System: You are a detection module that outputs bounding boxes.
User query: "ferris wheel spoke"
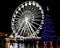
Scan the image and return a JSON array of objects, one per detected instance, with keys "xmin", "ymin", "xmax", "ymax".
[
  {"xmin": 31, "ymin": 8, "xmax": 36, "ymax": 15},
  {"xmin": 18, "ymin": 28, "xmax": 21, "ymax": 32},
  {"xmin": 30, "ymin": 7, "xmax": 35, "ymax": 13},
  {"xmin": 24, "ymin": 26, "xmax": 26, "ymax": 33},
  {"xmin": 15, "ymin": 26, "xmax": 22, "ymax": 35},
  {"xmin": 18, "ymin": 12, "xmax": 24, "ymax": 18},
  {"xmin": 15, "ymin": 18, "xmax": 22, "ymax": 21},
  {"xmin": 28, "ymin": 6, "xmax": 32, "ymax": 11},
  {"xmin": 31, "ymin": 21, "xmax": 39, "ymax": 25},
  {"xmin": 27, "ymin": 23, "xmax": 33, "ymax": 34},
  {"xmin": 17, "ymin": 25, "xmax": 22, "ymax": 34},
  {"xmin": 32, "ymin": 18, "xmax": 40, "ymax": 21},
  {"xmin": 15, "ymin": 18, "xmax": 20, "ymax": 20},
  {"xmin": 33, "ymin": 10, "xmax": 38, "ymax": 15},
  {"xmin": 34, "ymin": 15, "xmax": 41, "ymax": 18},
  {"xmin": 15, "ymin": 14, "xmax": 23, "ymax": 19},
  {"xmin": 33, "ymin": 10, "xmax": 40, "ymax": 16},
  {"xmin": 27, "ymin": 24, "xmax": 32, "ymax": 35},
  {"xmin": 28, "ymin": 22, "xmax": 34, "ymax": 33},
  {"xmin": 19, "ymin": 20, "xmax": 25, "ymax": 27},
  {"xmin": 16, "ymin": 20, "xmax": 25, "ymax": 34},
  {"xmin": 16, "ymin": 21, "xmax": 24, "ymax": 35},
  {"xmin": 20, "ymin": 25, "xmax": 26, "ymax": 35},
  {"xmin": 14, "ymin": 19, "xmax": 24, "ymax": 26},
  {"xmin": 17, "ymin": 28, "xmax": 21, "ymax": 34},
  {"xmin": 29, "ymin": 22, "xmax": 37, "ymax": 30},
  {"xmin": 19, "ymin": 9, "xmax": 23, "ymax": 14},
  {"xmin": 17, "ymin": 7, "xmax": 24, "ymax": 17}
]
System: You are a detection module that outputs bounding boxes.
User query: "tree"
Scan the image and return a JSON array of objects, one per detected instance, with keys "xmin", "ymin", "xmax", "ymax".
[{"xmin": 42, "ymin": 11, "xmax": 56, "ymax": 42}]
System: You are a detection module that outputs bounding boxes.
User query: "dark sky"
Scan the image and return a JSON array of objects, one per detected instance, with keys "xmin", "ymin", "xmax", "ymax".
[{"xmin": 0, "ymin": 0, "xmax": 59, "ymax": 36}]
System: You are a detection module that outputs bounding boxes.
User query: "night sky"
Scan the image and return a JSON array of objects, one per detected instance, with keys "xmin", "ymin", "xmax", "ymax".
[{"xmin": 0, "ymin": 0, "xmax": 59, "ymax": 36}]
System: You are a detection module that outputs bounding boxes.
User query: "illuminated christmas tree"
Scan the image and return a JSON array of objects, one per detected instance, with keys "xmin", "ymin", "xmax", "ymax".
[{"xmin": 42, "ymin": 10, "xmax": 56, "ymax": 42}]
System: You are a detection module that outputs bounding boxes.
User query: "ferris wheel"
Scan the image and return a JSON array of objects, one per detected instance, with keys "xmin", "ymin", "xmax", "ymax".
[{"xmin": 11, "ymin": 1, "xmax": 45, "ymax": 37}]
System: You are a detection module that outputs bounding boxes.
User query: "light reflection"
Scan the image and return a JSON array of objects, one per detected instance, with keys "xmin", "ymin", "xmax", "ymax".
[
  {"xmin": 13, "ymin": 43, "xmax": 18, "ymax": 48},
  {"xmin": 11, "ymin": 43, "xmax": 36, "ymax": 48}
]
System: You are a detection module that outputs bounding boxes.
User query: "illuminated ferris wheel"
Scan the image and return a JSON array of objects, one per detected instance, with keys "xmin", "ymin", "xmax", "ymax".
[{"xmin": 11, "ymin": 1, "xmax": 44, "ymax": 37}]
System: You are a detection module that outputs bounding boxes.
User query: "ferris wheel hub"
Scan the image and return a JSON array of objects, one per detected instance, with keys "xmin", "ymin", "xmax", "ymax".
[{"xmin": 25, "ymin": 17, "xmax": 29, "ymax": 24}]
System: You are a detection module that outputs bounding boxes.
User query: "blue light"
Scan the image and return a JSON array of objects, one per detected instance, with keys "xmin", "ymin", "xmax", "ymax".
[{"xmin": 42, "ymin": 11, "xmax": 56, "ymax": 42}]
